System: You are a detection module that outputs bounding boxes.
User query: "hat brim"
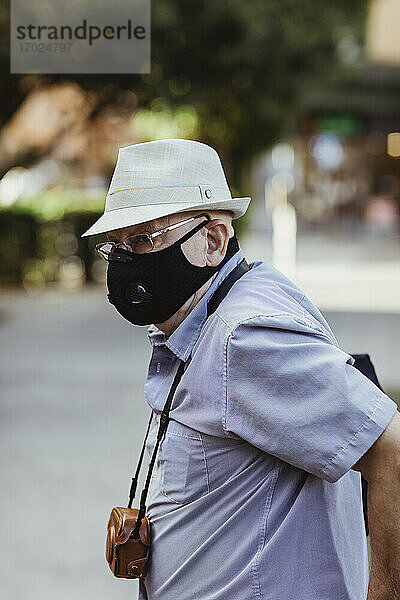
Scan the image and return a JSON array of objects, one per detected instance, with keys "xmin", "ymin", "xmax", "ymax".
[{"xmin": 81, "ymin": 197, "xmax": 251, "ymax": 237}]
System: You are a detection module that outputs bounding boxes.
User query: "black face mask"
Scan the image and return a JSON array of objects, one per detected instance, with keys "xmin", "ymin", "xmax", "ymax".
[{"xmin": 106, "ymin": 220, "xmax": 239, "ymax": 326}]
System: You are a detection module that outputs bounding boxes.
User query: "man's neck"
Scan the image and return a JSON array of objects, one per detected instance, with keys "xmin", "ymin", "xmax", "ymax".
[{"xmin": 154, "ymin": 273, "xmax": 218, "ymax": 339}]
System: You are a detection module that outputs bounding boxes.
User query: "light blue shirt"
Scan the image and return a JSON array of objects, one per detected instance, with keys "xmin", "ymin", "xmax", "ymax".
[{"xmin": 138, "ymin": 247, "xmax": 397, "ymax": 600}]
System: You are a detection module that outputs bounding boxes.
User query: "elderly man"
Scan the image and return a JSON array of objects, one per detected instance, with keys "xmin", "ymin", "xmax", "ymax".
[{"xmin": 82, "ymin": 139, "xmax": 400, "ymax": 600}]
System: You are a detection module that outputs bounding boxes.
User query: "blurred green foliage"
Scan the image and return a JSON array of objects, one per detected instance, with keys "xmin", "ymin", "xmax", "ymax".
[
  {"xmin": 5, "ymin": 188, "xmax": 105, "ymax": 221},
  {"xmin": 0, "ymin": 191, "xmax": 106, "ymax": 288}
]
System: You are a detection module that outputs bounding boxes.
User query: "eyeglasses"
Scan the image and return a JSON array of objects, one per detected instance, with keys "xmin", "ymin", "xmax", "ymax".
[{"xmin": 95, "ymin": 213, "xmax": 210, "ymax": 261}]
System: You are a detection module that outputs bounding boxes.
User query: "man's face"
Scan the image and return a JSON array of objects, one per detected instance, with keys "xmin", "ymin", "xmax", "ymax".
[
  {"xmin": 106, "ymin": 212, "xmax": 210, "ymax": 267},
  {"xmin": 103, "ymin": 210, "xmax": 233, "ymax": 332}
]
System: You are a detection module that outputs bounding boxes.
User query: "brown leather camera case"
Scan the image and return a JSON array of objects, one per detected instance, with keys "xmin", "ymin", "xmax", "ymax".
[{"xmin": 106, "ymin": 507, "xmax": 150, "ymax": 579}]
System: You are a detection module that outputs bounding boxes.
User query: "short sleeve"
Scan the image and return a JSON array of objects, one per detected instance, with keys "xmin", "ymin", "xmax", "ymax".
[{"xmin": 224, "ymin": 313, "xmax": 398, "ymax": 483}]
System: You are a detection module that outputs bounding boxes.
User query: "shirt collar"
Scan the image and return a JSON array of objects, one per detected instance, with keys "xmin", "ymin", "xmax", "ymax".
[{"xmin": 147, "ymin": 248, "xmax": 245, "ymax": 361}]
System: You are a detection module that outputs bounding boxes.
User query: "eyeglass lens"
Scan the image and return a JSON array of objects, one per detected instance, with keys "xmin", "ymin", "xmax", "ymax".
[{"xmin": 96, "ymin": 234, "xmax": 153, "ymax": 259}]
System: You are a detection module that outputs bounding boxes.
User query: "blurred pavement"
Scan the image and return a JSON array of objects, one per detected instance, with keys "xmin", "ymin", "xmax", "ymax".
[{"xmin": 0, "ymin": 289, "xmax": 149, "ymax": 600}]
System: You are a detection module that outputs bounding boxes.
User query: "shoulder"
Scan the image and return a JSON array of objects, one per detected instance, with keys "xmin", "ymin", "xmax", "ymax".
[{"xmin": 213, "ymin": 260, "xmax": 336, "ymax": 343}]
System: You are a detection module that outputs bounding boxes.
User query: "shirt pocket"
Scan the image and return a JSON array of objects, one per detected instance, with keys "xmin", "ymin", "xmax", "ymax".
[{"xmin": 158, "ymin": 419, "xmax": 209, "ymax": 505}]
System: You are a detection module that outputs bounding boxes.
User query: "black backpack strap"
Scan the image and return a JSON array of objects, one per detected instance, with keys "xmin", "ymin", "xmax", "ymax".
[
  {"xmin": 351, "ymin": 354, "xmax": 383, "ymax": 391},
  {"xmin": 207, "ymin": 258, "xmax": 250, "ymax": 318},
  {"xmin": 350, "ymin": 353, "xmax": 384, "ymax": 536}
]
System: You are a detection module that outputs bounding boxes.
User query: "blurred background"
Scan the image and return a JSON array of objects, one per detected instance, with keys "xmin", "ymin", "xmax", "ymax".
[{"xmin": 0, "ymin": 1, "xmax": 399, "ymax": 598}]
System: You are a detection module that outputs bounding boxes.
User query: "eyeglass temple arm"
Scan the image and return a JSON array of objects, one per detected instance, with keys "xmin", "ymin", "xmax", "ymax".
[{"xmin": 151, "ymin": 213, "xmax": 210, "ymax": 240}]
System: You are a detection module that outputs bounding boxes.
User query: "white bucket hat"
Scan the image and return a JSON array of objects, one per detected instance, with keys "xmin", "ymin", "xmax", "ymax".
[{"xmin": 81, "ymin": 138, "xmax": 251, "ymax": 237}]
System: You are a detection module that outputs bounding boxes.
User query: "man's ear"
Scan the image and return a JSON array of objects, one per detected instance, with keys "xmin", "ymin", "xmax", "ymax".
[{"xmin": 204, "ymin": 221, "xmax": 231, "ymax": 267}]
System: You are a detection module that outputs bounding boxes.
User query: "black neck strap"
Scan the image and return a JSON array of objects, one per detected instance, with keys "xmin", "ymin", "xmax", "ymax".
[
  {"xmin": 129, "ymin": 257, "xmax": 250, "ymax": 537},
  {"xmin": 207, "ymin": 257, "xmax": 249, "ymax": 317}
]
